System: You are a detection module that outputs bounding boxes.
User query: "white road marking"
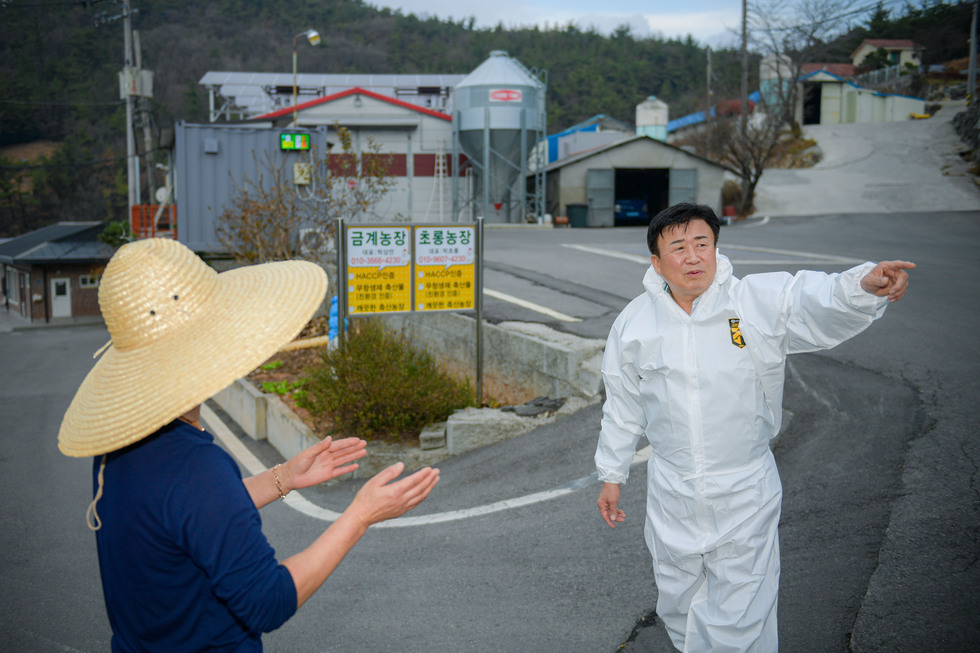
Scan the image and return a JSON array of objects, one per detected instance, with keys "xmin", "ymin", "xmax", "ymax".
[
  {"xmin": 563, "ymin": 244, "xmax": 651, "ymax": 265},
  {"xmin": 202, "ymin": 404, "xmax": 651, "ymax": 528},
  {"xmin": 484, "ymin": 288, "xmax": 582, "ymax": 322},
  {"xmin": 563, "ymin": 243, "xmax": 864, "ymax": 266},
  {"xmin": 486, "ymin": 241, "xmax": 859, "ymax": 324},
  {"xmin": 720, "ymin": 243, "xmax": 865, "ymax": 265},
  {"xmin": 202, "ymin": 405, "xmax": 273, "ymax": 476}
]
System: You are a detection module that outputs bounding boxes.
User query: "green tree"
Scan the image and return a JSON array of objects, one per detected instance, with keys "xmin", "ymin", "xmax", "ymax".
[
  {"xmin": 98, "ymin": 220, "xmax": 133, "ymax": 247},
  {"xmin": 865, "ymin": 2, "xmax": 891, "ymax": 36},
  {"xmin": 860, "ymin": 47, "xmax": 893, "ymax": 70}
]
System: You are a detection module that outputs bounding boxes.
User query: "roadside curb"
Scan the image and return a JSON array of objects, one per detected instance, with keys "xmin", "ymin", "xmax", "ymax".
[{"xmin": 212, "ymin": 319, "xmax": 607, "ymax": 474}]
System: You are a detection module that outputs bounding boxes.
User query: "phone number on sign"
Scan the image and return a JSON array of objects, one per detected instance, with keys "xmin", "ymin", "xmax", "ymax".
[
  {"xmin": 350, "ymin": 256, "xmax": 406, "ymax": 266},
  {"xmin": 417, "ymin": 255, "xmax": 470, "ymax": 265}
]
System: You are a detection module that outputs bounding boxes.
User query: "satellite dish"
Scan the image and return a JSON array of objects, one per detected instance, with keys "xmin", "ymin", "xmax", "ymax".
[{"xmin": 155, "ymin": 187, "xmax": 168, "ymax": 204}]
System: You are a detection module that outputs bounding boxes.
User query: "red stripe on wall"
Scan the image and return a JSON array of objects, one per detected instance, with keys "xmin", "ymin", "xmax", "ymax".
[
  {"xmin": 414, "ymin": 154, "xmax": 469, "ymax": 177},
  {"xmin": 328, "ymin": 153, "xmax": 469, "ymax": 177}
]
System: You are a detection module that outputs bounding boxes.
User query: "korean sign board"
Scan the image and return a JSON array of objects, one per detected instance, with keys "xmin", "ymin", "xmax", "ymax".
[{"xmin": 345, "ymin": 224, "xmax": 476, "ymax": 315}]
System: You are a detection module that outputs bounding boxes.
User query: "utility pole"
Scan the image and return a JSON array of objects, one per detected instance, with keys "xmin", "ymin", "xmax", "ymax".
[
  {"xmin": 133, "ymin": 30, "xmax": 156, "ymax": 209},
  {"xmin": 740, "ymin": 0, "xmax": 749, "ymax": 133},
  {"xmin": 706, "ymin": 46, "xmax": 713, "ymax": 124},
  {"xmin": 122, "ymin": 0, "xmax": 138, "ymax": 217},
  {"xmin": 969, "ymin": 0, "xmax": 978, "ymax": 107}
]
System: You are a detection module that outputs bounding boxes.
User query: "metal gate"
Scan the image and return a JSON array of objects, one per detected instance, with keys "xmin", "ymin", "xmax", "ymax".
[
  {"xmin": 668, "ymin": 168, "xmax": 697, "ymax": 206},
  {"xmin": 586, "ymin": 169, "xmax": 615, "ymax": 227}
]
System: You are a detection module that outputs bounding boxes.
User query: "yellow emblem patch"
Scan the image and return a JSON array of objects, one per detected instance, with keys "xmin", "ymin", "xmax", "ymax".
[{"xmin": 729, "ymin": 318, "xmax": 746, "ymax": 349}]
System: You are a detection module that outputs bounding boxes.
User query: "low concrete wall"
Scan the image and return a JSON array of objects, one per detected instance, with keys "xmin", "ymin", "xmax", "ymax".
[
  {"xmin": 210, "ymin": 317, "xmax": 606, "ymax": 472},
  {"xmin": 265, "ymin": 395, "xmax": 321, "ymax": 461},
  {"xmin": 212, "ymin": 382, "xmax": 597, "ymax": 473},
  {"xmin": 212, "ymin": 379, "xmax": 319, "ymax": 461},
  {"xmin": 953, "ymin": 102, "xmax": 980, "ymax": 165},
  {"xmin": 213, "ymin": 379, "xmax": 268, "ymax": 439},
  {"xmin": 385, "ymin": 312, "xmax": 605, "ymax": 402}
]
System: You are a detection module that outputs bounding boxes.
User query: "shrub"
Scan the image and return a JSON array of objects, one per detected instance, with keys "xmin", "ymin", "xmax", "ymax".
[
  {"xmin": 721, "ymin": 179, "xmax": 742, "ymax": 208},
  {"xmin": 298, "ymin": 319, "xmax": 475, "ymax": 442},
  {"xmin": 260, "ymin": 379, "xmax": 305, "ymax": 396}
]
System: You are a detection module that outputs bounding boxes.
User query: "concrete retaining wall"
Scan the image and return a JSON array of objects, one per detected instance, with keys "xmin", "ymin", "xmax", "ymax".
[
  {"xmin": 212, "ymin": 380, "xmax": 320, "ymax": 461},
  {"xmin": 385, "ymin": 312, "xmax": 605, "ymax": 402},
  {"xmin": 210, "ymin": 318, "xmax": 606, "ymax": 471},
  {"xmin": 953, "ymin": 102, "xmax": 980, "ymax": 165}
]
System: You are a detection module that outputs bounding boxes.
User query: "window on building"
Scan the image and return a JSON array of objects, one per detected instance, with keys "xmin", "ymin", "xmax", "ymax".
[{"xmin": 79, "ymin": 276, "xmax": 100, "ymax": 289}]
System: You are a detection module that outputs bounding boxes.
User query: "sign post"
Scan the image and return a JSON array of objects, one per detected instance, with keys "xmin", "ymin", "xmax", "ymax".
[{"xmin": 336, "ymin": 221, "xmax": 484, "ymax": 403}]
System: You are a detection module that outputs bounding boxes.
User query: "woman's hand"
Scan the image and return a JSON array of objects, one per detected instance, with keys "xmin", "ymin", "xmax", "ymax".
[
  {"xmin": 347, "ymin": 462, "xmax": 440, "ymax": 529},
  {"xmin": 283, "ymin": 437, "xmax": 368, "ymax": 493},
  {"xmin": 283, "ymin": 462, "xmax": 440, "ymax": 608}
]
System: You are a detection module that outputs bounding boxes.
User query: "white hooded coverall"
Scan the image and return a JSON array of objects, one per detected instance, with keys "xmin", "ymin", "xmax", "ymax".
[{"xmin": 595, "ymin": 252, "xmax": 888, "ymax": 652}]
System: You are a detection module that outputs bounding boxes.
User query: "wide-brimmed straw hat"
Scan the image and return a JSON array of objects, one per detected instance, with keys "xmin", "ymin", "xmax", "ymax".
[{"xmin": 58, "ymin": 238, "xmax": 327, "ymax": 458}]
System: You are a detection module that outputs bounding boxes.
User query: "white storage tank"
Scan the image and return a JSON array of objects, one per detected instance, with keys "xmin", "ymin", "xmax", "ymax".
[
  {"xmin": 635, "ymin": 96, "xmax": 669, "ymax": 141},
  {"xmin": 454, "ymin": 51, "xmax": 546, "ymax": 223}
]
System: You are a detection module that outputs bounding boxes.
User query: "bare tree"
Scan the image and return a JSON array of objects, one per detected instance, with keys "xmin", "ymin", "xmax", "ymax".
[
  {"xmin": 689, "ymin": 0, "xmax": 860, "ymax": 215},
  {"xmin": 216, "ymin": 125, "xmax": 396, "ymax": 288}
]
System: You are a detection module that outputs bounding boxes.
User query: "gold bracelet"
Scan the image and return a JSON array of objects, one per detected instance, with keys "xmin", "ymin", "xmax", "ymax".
[{"xmin": 273, "ymin": 464, "xmax": 287, "ymax": 502}]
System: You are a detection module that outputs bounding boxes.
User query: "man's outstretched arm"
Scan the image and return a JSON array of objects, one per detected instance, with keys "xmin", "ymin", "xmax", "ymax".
[{"xmin": 860, "ymin": 260, "xmax": 916, "ymax": 303}]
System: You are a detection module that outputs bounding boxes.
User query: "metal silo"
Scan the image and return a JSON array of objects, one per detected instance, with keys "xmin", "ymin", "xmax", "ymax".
[{"xmin": 453, "ymin": 51, "xmax": 546, "ymax": 224}]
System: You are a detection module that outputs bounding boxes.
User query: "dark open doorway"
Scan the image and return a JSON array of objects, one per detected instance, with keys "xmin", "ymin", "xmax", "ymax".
[
  {"xmin": 803, "ymin": 82, "xmax": 822, "ymax": 125},
  {"xmin": 614, "ymin": 168, "xmax": 669, "ymax": 226}
]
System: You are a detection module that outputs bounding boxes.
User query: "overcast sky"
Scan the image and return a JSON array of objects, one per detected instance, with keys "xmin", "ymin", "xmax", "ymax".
[
  {"xmin": 368, "ymin": 0, "xmax": 906, "ymax": 48},
  {"xmin": 369, "ymin": 0, "xmax": 746, "ymax": 47}
]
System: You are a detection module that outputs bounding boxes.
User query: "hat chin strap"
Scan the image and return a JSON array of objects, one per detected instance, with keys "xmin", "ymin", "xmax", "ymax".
[
  {"xmin": 92, "ymin": 340, "xmax": 112, "ymax": 359},
  {"xmin": 87, "ymin": 455, "xmax": 107, "ymax": 531}
]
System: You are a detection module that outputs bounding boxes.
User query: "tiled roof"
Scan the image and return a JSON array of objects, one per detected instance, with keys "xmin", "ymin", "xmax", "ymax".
[
  {"xmin": 801, "ymin": 63, "xmax": 856, "ymax": 77},
  {"xmin": 0, "ymin": 222, "xmax": 115, "ymax": 264}
]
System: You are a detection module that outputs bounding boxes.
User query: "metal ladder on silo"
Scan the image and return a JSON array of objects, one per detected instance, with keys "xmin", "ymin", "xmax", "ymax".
[{"xmin": 424, "ymin": 140, "xmax": 447, "ymax": 222}]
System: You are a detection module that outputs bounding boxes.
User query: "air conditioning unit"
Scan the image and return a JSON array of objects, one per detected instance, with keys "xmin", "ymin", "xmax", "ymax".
[{"xmin": 298, "ymin": 227, "xmax": 332, "ymax": 260}]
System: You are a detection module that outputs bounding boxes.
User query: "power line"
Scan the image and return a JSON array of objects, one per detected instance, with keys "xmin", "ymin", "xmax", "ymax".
[
  {"xmin": 0, "ymin": 99, "xmax": 124, "ymax": 107},
  {"xmin": 747, "ymin": 0, "xmax": 911, "ymax": 33},
  {"xmin": 0, "ymin": 0, "xmax": 112, "ymax": 9},
  {"xmin": 0, "ymin": 146, "xmax": 165, "ymax": 171}
]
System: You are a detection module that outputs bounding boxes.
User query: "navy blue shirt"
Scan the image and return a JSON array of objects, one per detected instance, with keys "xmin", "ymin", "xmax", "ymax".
[{"xmin": 93, "ymin": 421, "xmax": 297, "ymax": 652}]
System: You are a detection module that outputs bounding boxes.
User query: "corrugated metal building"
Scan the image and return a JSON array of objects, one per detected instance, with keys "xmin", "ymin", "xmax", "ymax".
[
  {"xmin": 177, "ymin": 86, "xmax": 464, "ymax": 252},
  {"xmin": 544, "ymin": 136, "xmax": 731, "ymax": 227}
]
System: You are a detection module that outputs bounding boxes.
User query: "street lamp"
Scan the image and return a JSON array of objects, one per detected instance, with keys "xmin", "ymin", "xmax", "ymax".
[{"xmin": 292, "ymin": 28, "xmax": 321, "ymax": 127}]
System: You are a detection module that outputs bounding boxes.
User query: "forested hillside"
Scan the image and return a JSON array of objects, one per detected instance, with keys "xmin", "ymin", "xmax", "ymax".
[{"xmin": 0, "ymin": 0, "xmax": 973, "ymax": 235}]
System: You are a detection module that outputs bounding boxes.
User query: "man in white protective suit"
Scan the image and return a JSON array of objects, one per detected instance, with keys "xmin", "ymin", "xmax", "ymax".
[{"xmin": 594, "ymin": 202, "xmax": 914, "ymax": 652}]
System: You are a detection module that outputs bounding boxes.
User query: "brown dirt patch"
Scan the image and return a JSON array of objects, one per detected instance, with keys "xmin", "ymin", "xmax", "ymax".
[{"xmin": 1, "ymin": 141, "xmax": 60, "ymax": 163}]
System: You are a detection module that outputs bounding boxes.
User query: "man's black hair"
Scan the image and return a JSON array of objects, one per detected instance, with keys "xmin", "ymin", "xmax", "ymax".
[{"xmin": 647, "ymin": 202, "xmax": 721, "ymax": 256}]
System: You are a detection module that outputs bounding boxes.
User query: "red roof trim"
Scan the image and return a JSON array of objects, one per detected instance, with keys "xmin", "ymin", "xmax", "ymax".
[
  {"xmin": 801, "ymin": 62, "xmax": 856, "ymax": 77},
  {"xmin": 253, "ymin": 86, "xmax": 452, "ymax": 122}
]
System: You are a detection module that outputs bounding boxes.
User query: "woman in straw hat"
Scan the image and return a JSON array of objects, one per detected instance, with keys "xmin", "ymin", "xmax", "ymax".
[{"xmin": 58, "ymin": 238, "xmax": 439, "ymax": 652}]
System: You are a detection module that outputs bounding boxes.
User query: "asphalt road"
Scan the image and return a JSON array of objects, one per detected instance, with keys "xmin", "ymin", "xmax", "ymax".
[
  {"xmin": 3, "ymin": 209, "xmax": 978, "ymax": 651},
  {"xmin": 3, "ymin": 103, "xmax": 978, "ymax": 651}
]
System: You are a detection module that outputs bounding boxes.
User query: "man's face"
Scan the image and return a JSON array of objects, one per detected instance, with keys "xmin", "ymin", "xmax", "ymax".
[{"xmin": 650, "ymin": 219, "xmax": 717, "ymax": 311}]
